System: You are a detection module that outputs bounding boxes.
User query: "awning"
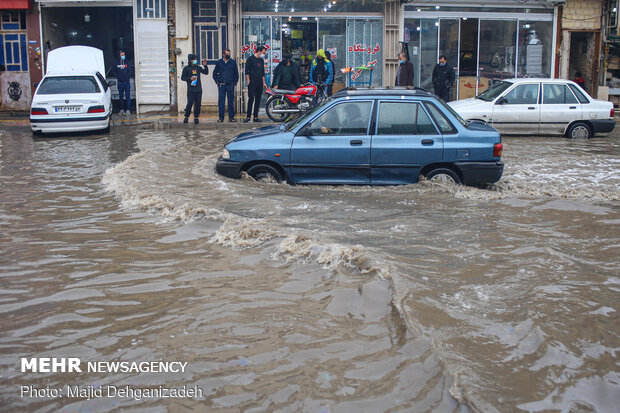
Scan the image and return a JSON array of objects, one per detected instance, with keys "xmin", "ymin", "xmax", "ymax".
[{"xmin": 0, "ymin": 0, "xmax": 30, "ymax": 9}]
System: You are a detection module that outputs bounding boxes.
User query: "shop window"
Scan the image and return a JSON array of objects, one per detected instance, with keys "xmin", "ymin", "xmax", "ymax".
[
  {"xmin": 517, "ymin": 21, "xmax": 552, "ymax": 77},
  {"xmin": 137, "ymin": 0, "xmax": 167, "ymax": 19}
]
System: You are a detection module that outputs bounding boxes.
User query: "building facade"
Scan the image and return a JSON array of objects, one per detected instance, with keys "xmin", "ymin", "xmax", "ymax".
[{"xmin": 0, "ymin": 1, "xmax": 43, "ymax": 110}]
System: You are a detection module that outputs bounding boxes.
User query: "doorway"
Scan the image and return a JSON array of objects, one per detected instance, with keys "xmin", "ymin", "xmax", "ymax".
[{"xmin": 281, "ymin": 18, "xmax": 317, "ymax": 82}]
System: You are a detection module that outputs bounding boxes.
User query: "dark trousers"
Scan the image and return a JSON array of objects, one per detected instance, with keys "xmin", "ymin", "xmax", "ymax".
[
  {"xmin": 246, "ymin": 80, "xmax": 263, "ymax": 119},
  {"xmin": 434, "ymin": 87, "xmax": 451, "ymax": 102},
  {"xmin": 185, "ymin": 91, "xmax": 202, "ymax": 118},
  {"xmin": 118, "ymin": 81, "xmax": 131, "ymax": 111},
  {"xmin": 218, "ymin": 84, "xmax": 235, "ymax": 120}
]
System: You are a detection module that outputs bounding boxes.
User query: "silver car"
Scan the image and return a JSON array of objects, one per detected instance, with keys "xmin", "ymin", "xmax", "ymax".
[{"xmin": 449, "ymin": 78, "xmax": 615, "ymax": 139}]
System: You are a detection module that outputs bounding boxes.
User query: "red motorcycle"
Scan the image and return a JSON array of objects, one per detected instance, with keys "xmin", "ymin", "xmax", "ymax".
[{"xmin": 265, "ymin": 83, "xmax": 328, "ymax": 122}]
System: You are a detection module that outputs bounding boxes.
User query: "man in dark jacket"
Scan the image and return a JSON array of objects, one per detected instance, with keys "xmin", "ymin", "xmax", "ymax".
[
  {"xmin": 432, "ymin": 55, "xmax": 456, "ymax": 102},
  {"xmin": 213, "ymin": 48, "xmax": 239, "ymax": 122},
  {"xmin": 271, "ymin": 54, "xmax": 300, "ymax": 91},
  {"xmin": 244, "ymin": 45, "xmax": 266, "ymax": 123},
  {"xmin": 111, "ymin": 50, "xmax": 134, "ymax": 115},
  {"xmin": 181, "ymin": 53, "xmax": 209, "ymax": 124},
  {"xmin": 395, "ymin": 52, "xmax": 414, "ymax": 87}
]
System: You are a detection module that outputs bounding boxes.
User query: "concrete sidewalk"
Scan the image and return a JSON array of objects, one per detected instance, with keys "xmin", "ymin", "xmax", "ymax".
[{"xmin": 0, "ymin": 110, "xmax": 279, "ymax": 131}]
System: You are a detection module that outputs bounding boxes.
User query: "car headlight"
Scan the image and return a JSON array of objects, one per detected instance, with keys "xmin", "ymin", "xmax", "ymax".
[{"xmin": 222, "ymin": 148, "xmax": 230, "ymax": 160}]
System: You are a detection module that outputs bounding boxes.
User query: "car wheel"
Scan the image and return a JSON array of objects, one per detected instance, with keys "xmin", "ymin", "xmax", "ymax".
[
  {"xmin": 567, "ymin": 122, "xmax": 591, "ymax": 139},
  {"xmin": 265, "ymin": 97, "xmax": 291, "ymax": 122},
  {"xmin": 424, "ymin": 168, "xmax": 461, "ymax": 185},
  {"xmin": 246, "ymin": 164, "xmax": 283, "ymax": 183},
  {"xmin": 32, "ymin": 130, "xmax": 43, "ymax": 137}
]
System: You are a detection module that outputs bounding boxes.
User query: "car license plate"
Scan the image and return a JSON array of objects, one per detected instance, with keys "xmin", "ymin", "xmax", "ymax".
[{"xmin": 54, "ymin": 106, "xmax": 81, "ymax": 113}]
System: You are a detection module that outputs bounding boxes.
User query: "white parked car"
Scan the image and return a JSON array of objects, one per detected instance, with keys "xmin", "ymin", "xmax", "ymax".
[
  {"xmin": 30, "ymin": 46, "xmax": 112, "ymax": 135},
  {"xmin": 449, "ymin": 78, "xmax": 615, "ymax": 139}
]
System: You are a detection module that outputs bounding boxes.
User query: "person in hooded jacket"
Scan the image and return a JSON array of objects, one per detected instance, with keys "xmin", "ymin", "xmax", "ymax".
[
  {"xmin": 181, "ymin": 53, "xmax": 209, "ymax": 124},
  {"xmin": 310, "ymin": 49, "xmax": 333, "ymax": 96}
]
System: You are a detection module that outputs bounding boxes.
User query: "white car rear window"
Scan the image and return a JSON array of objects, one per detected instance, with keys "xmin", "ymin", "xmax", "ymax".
[{"xmin": 37, "ymin": 76, "xmax": 101, "ymax": 95}]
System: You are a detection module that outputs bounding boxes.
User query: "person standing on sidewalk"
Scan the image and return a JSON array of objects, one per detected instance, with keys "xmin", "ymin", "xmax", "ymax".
[
  {"xmin": 244, "ymin": 45, "xmax": 266, "ymax": 123},
  {"xmin": 432, "ymin": 55, "xmax": 455, "ymax": 102},
  {"xmin": 309, "ymin": 49, "xmax": 333, "ymax": 97},
  {"xmin": 213, "ymin": 48, "xmax": 239, "ymax": 122},
  {"xmin": 112, "ymin": 50, "xmax": 134, "ymax": 115},
  {"xmin": 395, "ymin": 52, "xmax": 414, "ymax": 87},
  {"xmin": 181, "ymin": 54, "xmax": 209, "ymax": 124}
]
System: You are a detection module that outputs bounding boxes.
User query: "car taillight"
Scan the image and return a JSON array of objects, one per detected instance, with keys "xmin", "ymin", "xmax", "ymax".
[
  {"xmin": 87, "ymin": 105, "xmax": 105, "ymax": 113},
  {"xmin": 611, "ymin": 108, "xmax": 615, "ymax": 118},
  {"xmin": 493, "ymin": 143, "xmax": 503, "ymax": 158},
  {"xmin": 31, "ymin": 107, "xmax": 48, "ymax": 115}
]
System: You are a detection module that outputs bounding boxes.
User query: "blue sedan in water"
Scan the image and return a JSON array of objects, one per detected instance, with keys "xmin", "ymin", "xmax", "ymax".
[{"xmin": 216, "ymin": 88, "xmax": 504, "ymax": 187}]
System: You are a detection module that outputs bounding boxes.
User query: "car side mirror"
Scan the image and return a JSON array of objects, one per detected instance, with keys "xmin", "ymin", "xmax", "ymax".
[
  {"xmin": 496, "ymin": 98, "xmax": 507, "ymax": 105},
  {"xmin": 298, "ymin": 124, "xmax": 313, "ymax": 136},
  {"xmin": 107, "ymin": 80, "xmax": 117, "ymax": 86}
]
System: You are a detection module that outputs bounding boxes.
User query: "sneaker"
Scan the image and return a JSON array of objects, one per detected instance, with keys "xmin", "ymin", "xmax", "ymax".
[
  {"xmin": 217, "ymin": 118, "xmax": 224, "ymax": 123},
  {"xmin": 194, "ymin": 118, "xmax": 199, "ymax": 124},
  {"xmin": 253, "ymin": 118, "xmax": 262, "ymax": 123},
  {"xmin": 228, "ymin": 118, "xmax": 237, "ymax": 122},
  {"xmin": 126, "ymin": 110, "xmax": 131, "ymax": 116},
  {"xmin": 183, "ymin": 117, "xmax": 189, "ymax": 124},
  {"xmin": 243, "ymin": 118, "xmax": 250, "ymax": 123},
  {"xmin": 119, "ymin": 110, "xmax": 125, "ymax": 115}
]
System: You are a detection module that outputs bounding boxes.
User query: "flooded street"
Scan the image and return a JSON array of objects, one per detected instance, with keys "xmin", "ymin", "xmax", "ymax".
[{"xmin": 0, "ymin": 124, "xmax": 618, "ymax": 412}]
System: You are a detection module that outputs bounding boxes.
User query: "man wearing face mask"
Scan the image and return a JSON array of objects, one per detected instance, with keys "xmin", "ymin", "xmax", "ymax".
[
  {"xmin": 309, "ymin": 49, "xmax": 333, "ymax": 96},
  {"xmin": 395, "ymin": 52, "xmax": 414, "ymax": 87},
  {"xmin": 244, "ymin": 45, "xmax": 267, "ymax": 123},
  {"xmin": 271, "ymin": 54, "xmax": 300, "ymax": 91},
  {"xmin": 181, "ymin": 53, "xmax": 209, "ymax": 124},
  {"xmin": 432, "ymin": 55, "xmax": 455, "ymax": 102},
  {"xmin": 213, "ymin": 48, "xmax": 239, "ymax": 122},
  {"xmin": 111, "ymin": 50, "xmax": 134, "ymax": 115}
]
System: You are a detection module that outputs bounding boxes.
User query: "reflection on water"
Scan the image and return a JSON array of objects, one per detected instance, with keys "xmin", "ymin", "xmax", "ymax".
[{"xmin": 1, "ymin": 126, "xmax": 619, "ymax": 412}]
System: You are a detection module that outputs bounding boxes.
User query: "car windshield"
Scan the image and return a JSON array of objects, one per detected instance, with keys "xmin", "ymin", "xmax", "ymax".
[
  {"xmin": 435, "ymin": 98, "xmax": 468, "ymax": 127},
  {"xmin": 37, "ymin": 76, "xmax": 101, "ymax": 95},
  {"xmin": 284, "ymin": 98, "xmax": 332, "ymax": 131},
  {"xmin": 476, "ymin": 81, "xmax": 511, "ymax": 102}
]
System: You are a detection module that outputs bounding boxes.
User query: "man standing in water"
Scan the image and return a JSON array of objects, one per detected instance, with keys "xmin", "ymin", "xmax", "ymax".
[
  {"xmin": 181, "ymin": 53, "xmax": 209, "ymax": 124},
  {"xmin": 432, "ymin": 55, "xmax": 455, "ymax": 102},
  {"xmin": 244, "ymin": 45, "xmax": 266, "ymax": 123}
]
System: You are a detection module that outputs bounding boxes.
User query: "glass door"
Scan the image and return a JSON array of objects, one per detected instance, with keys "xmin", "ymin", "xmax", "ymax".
[
  {"xmin": 458, "ymin": 18, "xmax": 478, "ymax": 99},
  {"xmin": 439, "ymin": 19, "xmax": 460, "ymax": 100},
  {"xmin": 478, "ymin": 20, "xmax": 518, "ymax": 95}
]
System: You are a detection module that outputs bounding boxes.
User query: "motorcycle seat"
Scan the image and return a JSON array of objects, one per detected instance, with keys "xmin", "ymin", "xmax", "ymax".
[{"xmin": 274, "ymin": 89, "xmax": 298, "ymax": 95}]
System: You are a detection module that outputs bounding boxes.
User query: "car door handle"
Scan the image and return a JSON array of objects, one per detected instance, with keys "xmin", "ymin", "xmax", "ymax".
[
  {"xmin": 350, "ymin": 140, "xmax": 363, "ymax": 145},
  {"xmin": 528, "ymin": 107, "xmax": 536, "ymax": 110},
  {"xmin": 569, "ymin": 106, "xmax": 577, "ymax": 109},
  {"xmin": 421, "ymin": 139, "xmax": 434, "ymax": 145}
]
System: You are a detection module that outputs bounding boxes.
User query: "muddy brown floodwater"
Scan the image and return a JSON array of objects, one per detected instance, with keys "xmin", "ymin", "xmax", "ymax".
[{"xmin": 0, "ymin": 125, "xmax": 618, "ymax": 412}]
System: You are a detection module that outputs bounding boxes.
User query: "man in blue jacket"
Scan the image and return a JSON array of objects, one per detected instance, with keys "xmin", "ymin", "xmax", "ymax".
[
  {"xmin": 309, "ymin": 49, "xmax": 333, "ymax": 97},
  {"xmin": 213, "ymin": 48, "xmax": 239, "ymax": 122},
  {"xmin": 111, "ymin": 50, "xmax": 134, "ymax": 115}
]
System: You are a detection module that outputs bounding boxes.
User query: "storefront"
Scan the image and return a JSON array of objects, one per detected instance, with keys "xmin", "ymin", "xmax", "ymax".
[
  {"xmin": 241, "ymin": 0, "xmax": 385, "ymax": 92},
  {"xmin": 38, "ymin": 0, "xmax": 170, "ymax": 113},
  {"xmin": 404, "ymin": 1, "xmax": 557, "ymax": 100}
]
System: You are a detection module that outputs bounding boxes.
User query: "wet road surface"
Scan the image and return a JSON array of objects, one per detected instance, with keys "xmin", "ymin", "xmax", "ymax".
[{"xmin": 0, "ymin": 124, "xmax": 618, "ymax": 412}]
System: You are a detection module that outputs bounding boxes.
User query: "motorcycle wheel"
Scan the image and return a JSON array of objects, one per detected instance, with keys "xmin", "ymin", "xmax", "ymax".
[{"xmin": 266, "ymin": 97, "xmax": 292, "ymax": 122}]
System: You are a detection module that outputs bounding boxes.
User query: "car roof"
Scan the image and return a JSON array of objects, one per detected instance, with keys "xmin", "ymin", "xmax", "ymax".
[
  {"xmin": 333, "ymin": 87, "xmax": 435, "ymax": 98},
  {"xmin": 505, "ymin": 78, "xmax": 576, "ymax": 84},
  {"xmin": 44, "ymin": 71, "xmax": 99, "ymax": 77}
]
